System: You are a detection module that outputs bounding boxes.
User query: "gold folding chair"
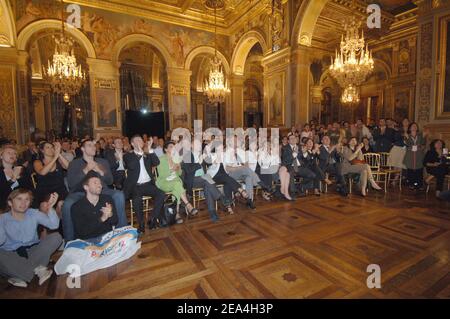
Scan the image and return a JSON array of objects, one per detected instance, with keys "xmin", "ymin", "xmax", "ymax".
[
  {"xmin": 129, "ymin": 196, "xmax": 153, "ymax": 227},
  {"xmin": 379, "ymin": 152, "xmax": 402, "ymax": 191},
  {"xmin": 192, "ymin": 187, "xmax": 219, "ymax": 211},
  {"xmin": 363, "ymin": 153, "xmax": 388, "ymax": 192},
  {"xmin": 31, "ymin": 172, "xmax": 37, "ymax": 189}
]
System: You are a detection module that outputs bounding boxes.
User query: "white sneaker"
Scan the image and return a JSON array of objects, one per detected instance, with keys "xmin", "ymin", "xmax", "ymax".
[
  {"xmin": 34, "ymin": 266, "xmax": 53, "ymax": 285},
  {"xmin": 8, "ymin": 277, "xmax": 28, "ymax": 288}
]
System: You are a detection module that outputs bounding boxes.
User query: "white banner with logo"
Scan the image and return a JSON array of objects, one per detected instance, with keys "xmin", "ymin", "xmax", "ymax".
[{"xmin": 55, "ymin": 226, "xmax": 141, "ymax": 276}]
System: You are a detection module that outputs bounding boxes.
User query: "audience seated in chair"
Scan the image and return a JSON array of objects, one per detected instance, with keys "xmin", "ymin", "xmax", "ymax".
[
  {"xmin": 318, "ymin": 136, "xmax": 348, "ymax": 196},
  {"xmin": 180, "ymin": 140, "xmax": 223, "ymax": 222},
  {"xmin": 203, "ymin": 138, "xmax": 244, "ymax": 215},
  {"xmin": 0, "ymin": 144, "xmax": 33, "ymax": 212},
  {"xmin": 104, "ymin": 137, "xmax": 126, "ymax": 190},
  {"xmin": 423, "ymin": 139, "xmax": 449, "ymax": 198},
  {"xmin": 33, "ymin": 141, "xmax": 69, "ymax": 213},
  {"xmin": 71, "ymin": 173, "xmax": 118, "ymax": 242},
  {"xmin": 223, "ymin": 136, "xmax": 272, "ymax": 209},
  {"xmin": 342, "ymin": 137, "xmax": 382, "ymax": 197},
  {"xmin": 280, "ymin": 134, "xmax": 317, "ymax": 197},
  {"xmin": 123, "ymin": 135, "xmax": 165, "ymax": 235},
  {"xmin": 247, "ymin": 141, "xmax": 278, "ymax": 201},
  {"xmin": 0, "ymin": 189, "xmax": 62, "ymax": 288},
  {"xmin": 61, "ymin": 139, "xmax": 126, "ymax": 241},
  {"xmin": 156, "ymin": 141, "xmax": 198, "ymax": 221},
  {"xmin": 300, "ymin": 138, "xmax": 326, "ymax": 196}
]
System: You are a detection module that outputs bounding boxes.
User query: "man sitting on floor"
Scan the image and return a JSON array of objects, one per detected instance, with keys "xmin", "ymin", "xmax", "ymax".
[
  {"xmin": 71, "ymin": 172, "xmax": 118, "ymax": 242},
  {"xmin": 0, "ymin": 189, "xmax": 62, "ymax": 288}
]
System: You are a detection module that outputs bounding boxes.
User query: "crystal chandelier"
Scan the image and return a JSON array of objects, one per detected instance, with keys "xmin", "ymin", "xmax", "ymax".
[
  {"xmin": 204, "ymin": 1, "xmax": 230, "ymax": 103},
  {"xmin": 44, "ymin": 0, "xmax": 86, "ymax": 102},
  {"xmin": 329, "ymin": 14, "xmax": 374, "ymax": 99},
  {"xmin": 341, "ymin": 85, "xmax": 360, "ymax": 104}
]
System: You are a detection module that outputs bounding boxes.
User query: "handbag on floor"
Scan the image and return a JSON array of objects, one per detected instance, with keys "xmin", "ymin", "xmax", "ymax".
[{"xmin": 159, "ymin": 194, "xmax": 177, "ymax": 226}]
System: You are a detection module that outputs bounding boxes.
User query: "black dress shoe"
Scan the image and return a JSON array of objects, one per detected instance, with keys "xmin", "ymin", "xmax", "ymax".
[
  {"xmin": 148, "ymin": 219, "xmax": 160, "ymax": 230},
  {"xmin": 138, "ymin": 225, "xmax": 146, "ymax": 235},
  {"xmin": 247, "ymin": 199, "xmax": 256, "ymax": 209},
  {"xmin": 297, "ymin": 191, "xmax": 307, "ymax": 198},
  {"xmin": 258, "ymin": 182, "xmax": 273, "ymax": 194}
]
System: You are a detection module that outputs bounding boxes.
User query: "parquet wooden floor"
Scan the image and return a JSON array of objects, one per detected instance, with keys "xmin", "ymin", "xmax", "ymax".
[{"xmin": 1, "ymin": 189, "xmax": 449, "ymax": 299}]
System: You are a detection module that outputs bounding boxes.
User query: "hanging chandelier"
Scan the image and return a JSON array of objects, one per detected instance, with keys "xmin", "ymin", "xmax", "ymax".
[
  {"xmin": 341, "ymin": 85, "xmax": 360, "ymax": 104},
  {"xmin": 204, "ymin": 1, "xmax": 230, "ymax": 103},
  {"xmin": 329, "ymin": 13, "xmax": 374, "ymax": 101},
  {"xmin": 44, "ymin": 0, "xmax": 86, "ymax": 102}
]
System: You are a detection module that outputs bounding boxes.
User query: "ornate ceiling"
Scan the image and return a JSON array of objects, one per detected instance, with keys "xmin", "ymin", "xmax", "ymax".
[
  {"xmin": 363, "ymin": 0, "xmax": 416, "ymax": 14},
  {"xmin": 311, "ymin": 0, "xmax": 417, "ymax": 51},
  {"xmin": 64, "ymin": 0, "xmax": 269, "ymax": 35}
]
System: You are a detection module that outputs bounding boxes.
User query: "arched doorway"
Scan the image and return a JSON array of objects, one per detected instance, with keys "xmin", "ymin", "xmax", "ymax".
[
  {"xmin": 243, "ymin": 43, "xmax": 264, "ymax": 128},
  {"xmin": 230, "ymin": 30, "xmax": 268, "ymax": 127},
  {"xmin": 117, "ymin": 41, "xmax": 168, "ymax": 137},
  {"xmin": 28, "ymin": 32, "xmax": 91, "ymax": 138},
  {"xmin": 185, "ymin": 46, "xmax": 230, "ymax": 129}
]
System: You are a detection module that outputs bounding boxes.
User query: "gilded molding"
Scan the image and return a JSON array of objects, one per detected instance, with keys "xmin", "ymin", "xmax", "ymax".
[
  {"xmin": 0, "ymin": 66, "xmax": 17, "ymax": 141},
  {"xmin": 94, "ymin": 79, "xmax": 117, "ymax": 89}
]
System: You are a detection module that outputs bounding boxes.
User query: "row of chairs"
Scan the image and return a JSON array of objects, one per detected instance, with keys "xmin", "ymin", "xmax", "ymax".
[{"xmin": 323, "ymin": 152, "xmax": 401, "ymax": 194}]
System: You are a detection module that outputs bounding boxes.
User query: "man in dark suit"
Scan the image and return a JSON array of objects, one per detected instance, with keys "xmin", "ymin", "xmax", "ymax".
[
  {"xmin": 373, "ymin": 118, "xmax": 395, "ymax": 153},
  {"xmin": 104, "ymin": 137, "xmax": 126, "ymax": 190},
  {"xmin": 318, "ymin": 135, "xmax": 348, "ymax": 196},
  {"xmin": 281, "ymin": 134, "xmax": 315, "ymax": 196},
  {"xmin": 123, "ymin": 135, "xmax": 165, "ymax": 235}
]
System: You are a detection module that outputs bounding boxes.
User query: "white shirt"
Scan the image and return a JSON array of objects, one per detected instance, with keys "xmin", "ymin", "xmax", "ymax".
[
  {"xmin": 61, "ymin": 151, "xmax": 74, "ymax": 163},
  {"xmin": 257, "ymin": 149, "xmax": 280, "ymax": 174},
  {"xmin": 135, "ymin": 151, "xmax": 151, "ymax": 184},
  {"xmin": 114, "ymin": 150, "xmax": 125, "ymax": 171},
  {"xmin": 154, "ymin": 147, "xmax": 163, "ymax": 158},
  {"xmin": 224, "ymin": 147, "xmax": 245, "ymax": 168},
  {"xmin": 5, "ymin": 173, "xmax": 19, "ymax": 190},
  {"xmin": 291, "ymin": 144, "xmax": 301, "ymax": 166},
  {"xmin": 117, "ymin": 158, "xmax": 125, "ymax": 171}
]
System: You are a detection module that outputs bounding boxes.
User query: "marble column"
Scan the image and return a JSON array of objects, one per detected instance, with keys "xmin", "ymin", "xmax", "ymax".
[{"xmin": 291, "ymin": 46, "xmax": 312, "ymax": 125}]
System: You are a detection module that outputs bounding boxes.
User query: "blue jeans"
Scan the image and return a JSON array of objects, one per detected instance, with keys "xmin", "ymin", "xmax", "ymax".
[{"xmin": 62, "ymin": 188, "xmax": 127, "ymax": 241}]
